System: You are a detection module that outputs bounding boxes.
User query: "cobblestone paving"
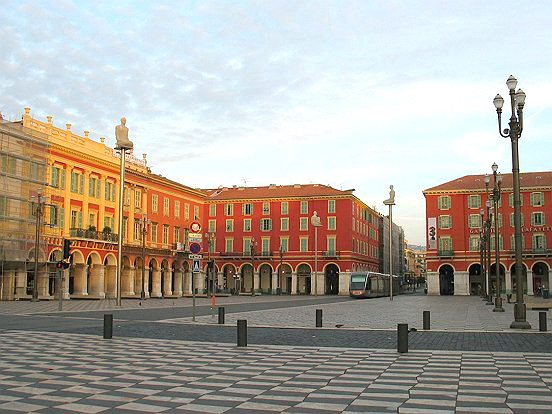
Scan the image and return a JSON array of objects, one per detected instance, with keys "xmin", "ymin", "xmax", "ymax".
[
  {"xmin": 162, "ymin": 295, "xmax": 549, "ymax": 332},
  {"xmin": 0, "ymin": 331, "xmax": 550, "ymax": 414}
]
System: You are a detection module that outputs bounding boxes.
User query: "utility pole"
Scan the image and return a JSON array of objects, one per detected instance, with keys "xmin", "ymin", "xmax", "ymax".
[{"xmin": 31, "ymin": 188, "xmax": 47, "ymax": 302}]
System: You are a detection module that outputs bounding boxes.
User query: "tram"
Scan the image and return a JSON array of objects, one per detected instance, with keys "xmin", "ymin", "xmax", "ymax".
[{"xmin": 349, "ymin": 271, "xmax": 400, "ymax": 298}]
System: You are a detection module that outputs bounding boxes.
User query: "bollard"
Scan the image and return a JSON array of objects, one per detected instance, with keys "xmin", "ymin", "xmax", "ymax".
[
  {"xmin": 397, "ymin": 323, "xmax": 408, "ymax": 353},
  {"xmin": 316, "ymin": 309, "xmax": 323, "ymax": 327},
  {"xmin": 237, "ymin": 319, "xmax": 247, "ymax": 347},
  {"xmin": 423, "ymin": 310, "xmax": 430, "ymax": 330},
  {"xmin": 539, "ymin": 312, "xmax": 547, "ymax": 332},
  {"xmin": 218, "ymin": 306, "xmax": 225, "ymax": 325},
  {"xmin": 103, "ymin": 314, "xmax": 113, "ymax": 339}
]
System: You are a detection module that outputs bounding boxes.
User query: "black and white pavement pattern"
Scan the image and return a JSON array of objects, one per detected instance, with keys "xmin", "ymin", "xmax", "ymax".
[{"xmin": 0, "ymin": 331, "xmax": 551, "ymax": 414}]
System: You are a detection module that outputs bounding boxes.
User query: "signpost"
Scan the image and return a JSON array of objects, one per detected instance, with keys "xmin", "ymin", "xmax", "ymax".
[{"xmin": 192, "ymin": 258, "xmax": 201, "ymax": 322}]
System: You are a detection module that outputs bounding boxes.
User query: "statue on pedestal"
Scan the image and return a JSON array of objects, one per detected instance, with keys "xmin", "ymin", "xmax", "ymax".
[
  {"xmin": 383, "ymin": 185, "xmax": 395, "ymax": 205},
  {"xmin": 311, "ymin": 211, "xmax": 322, "ymax": 227},
  {"xmin": 115, "ymin": 117, "xmax": 133, "ymax": 150}
]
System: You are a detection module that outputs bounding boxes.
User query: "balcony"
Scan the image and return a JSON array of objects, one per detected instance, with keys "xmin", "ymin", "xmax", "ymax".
[
  {"xmin": 242, "ymin": 251, "xmax": 273, "ymax": 258},
  {"xmin": 438, "ymin": 250, "xmax": 454, "ymax": 257},
  {"xmin": 322, "ymin": 250, "xmax": 339, "ymax": 258},
  {"xmin": 531, "ymin": 248, "xmax": 551, "ymax": 256},
  {"xmin": 70, "ymin": 228, "xmax": 118, "ymax": 243}
]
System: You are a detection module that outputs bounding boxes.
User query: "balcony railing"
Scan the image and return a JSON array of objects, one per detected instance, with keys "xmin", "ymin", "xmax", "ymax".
[
  {"xmin": 323, "ymin": 250, "xmax": 339, "ymax": 258},
  {"xmin": 438, "ymin": 250, "xmax": 454, "ymax": 257},
  {"xmin": 531, "ymin": 248, "xmax": 550, "ymax": 255},
  {"xmin": 242, "ymin": 251, "xmax": 273, "ymax": 258},
  {"xmin": 70, "ymin": 228, "xmax": 118, "ymax": 243}
]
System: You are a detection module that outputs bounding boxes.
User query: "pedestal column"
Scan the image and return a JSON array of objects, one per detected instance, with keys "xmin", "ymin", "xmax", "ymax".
[
  {"xmin": 291, "ymin": 272, "xmax": 298, "ymax": 295},
  {"xmin": 253, "ymin": 271, "xmax": 259, "ymax": 294},
  {"xmin": 173, "ymin": 268, "xmax": 183, "ymax": 296},
  {"xmin": 527, "ymin": 270, "xmax": 534, "ymax": 296},
  {"xmin": 105, "ymin": 265, "xmax": 117, "ymax": 298},
  {"xmin": 123, "ymin": 265, "xmax": 135, "ymax": 296},
  {"xmin": 184, "ymin": 269, "xmax": 192, "ymax": 295},
  {"xmin": 73, "ymin": 263, "xmax": 88, "ymax": 295},
  {"xmin": 89, "ymin": 264, "xmax": 105, "ymax": 298},
  {"xmin": 163, "ymin": 268, "xmax": 172, "ymax": 296},
  {"xmin": 151, "ymin": 268, "xmax": 162, "ymax": 297},
  {"xmin": 0, "ymin": 270, "xmax": 15, "ymax": 300},
  {"xmin": 15, "ymin": 269, "xmax": 27, "ymax": 298}
]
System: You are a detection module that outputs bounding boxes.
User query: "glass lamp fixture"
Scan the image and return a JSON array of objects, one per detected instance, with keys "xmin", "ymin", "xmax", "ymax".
[
  {"xmin": 506, "ymin": 75, "xmax": 518, "ymax": 91},
  {"xmin": 493, "ymin": 94, "xmax": 504, "ymax": 110}
]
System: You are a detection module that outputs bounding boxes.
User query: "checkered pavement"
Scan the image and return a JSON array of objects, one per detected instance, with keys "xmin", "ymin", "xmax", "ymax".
[{"xmin": 0, "ymin": 330, "xmax": 550, "ymax": 413}]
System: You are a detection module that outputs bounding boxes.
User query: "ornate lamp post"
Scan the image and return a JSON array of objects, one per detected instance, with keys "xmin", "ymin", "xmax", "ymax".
[
  {"xmin": 383, "ymin": 185, "xmax": 396, "ymax": 301},
  {"xmin": 493, "ymin": 76, "xmax": 531, "ymax": 329},
  {"xmin": 250, "ymin": 238, "xmax": 257, "ymax": 296},
  {"xmin": 139, "ymin": 215, "xmax": 151, "ymax": 300},
  {"xmin": 490, "ymin": 163, "xmax": 504, "ymax": 312},
  {"xmin": 479, "ymin": 208, "xmax": 486, "ymax": 299},
  {"xmin": 310, "ymin": 212, "xmax": 322, "ymax": 296},
  {"xmin": 31, "ymin": 188, "xmax": 47, "ymax": 302},
  {"xmin": 278, "ymin": 244, "xmax": 284, "ymax": 295},
  {"xmin": 483, "ymin": 188, "xmax": 494, "ymax": 306}
]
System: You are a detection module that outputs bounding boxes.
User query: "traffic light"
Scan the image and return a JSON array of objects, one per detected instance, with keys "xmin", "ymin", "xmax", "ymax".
[
  {"xmin": 63, "ymin": 239, "xmax": 72, "ymax": 260},
  {"xmin": 56, "ymin": 261, "xmax": 63, "ymax": 269}
]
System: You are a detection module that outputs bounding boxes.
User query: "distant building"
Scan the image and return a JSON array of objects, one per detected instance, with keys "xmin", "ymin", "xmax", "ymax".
[{"xmin": 424, "ymin": 172, "xmax": 551, "ymax": 296}]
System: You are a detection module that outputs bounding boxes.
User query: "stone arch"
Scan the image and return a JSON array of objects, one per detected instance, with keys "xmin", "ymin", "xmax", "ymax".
[
  {"xmin": 259, "ymin": 263, "xmax": 273, "ymax": 293},
  {"xmin": 439, "ymin": 264, "xmax": 454, "ymax": 295},
  {"xmin": 277, "ymin": 263, "xmax": 293, "ymax": 294},
  {"xmin": 160, "ymin": 259, "xmax": 170, "ymax": 297},
  {"xmin": 46, "ymin": 250, "xmax": 62, "ymax": 297},
  {"xmin": 240, "ymin": 263, "xmax": 254, "ymax": 294},
  {"xmin": 489, "ymin": 263, "xmax": 506, "ymax": 295},
  {"xmin": 296, "ymin": 263, "xmax": 312, "ymax": 295},
  {"xmin": 149, "ymin": 258, "xmax": 160, "ymax": 297},
  {"xmin": 86, "ymin": 252, "xmax": 104, "ymax": 298},
  {"xmin": 532, "ymin": 262, "xmax": 549, "ymax": 295},
  {"xmin": 468, "ymin": 262, "xmax": 483, "ymax": 296},
  {"xmin": 509, "ymin": 263, "xmax": 528, "ymax": 295},
  {"xmin": 222, "ymin": 264, "xmax": 238, "ymax": 294},
  {"xmin": 324, "ymin": 263, "xmax": 340, "ymax": 295}
]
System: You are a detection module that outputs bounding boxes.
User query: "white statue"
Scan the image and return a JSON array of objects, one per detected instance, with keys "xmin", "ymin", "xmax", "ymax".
[
  {"xmin": 383, "ymin": 185, "xmax": 395, "ymax": 205},
  {"xmin": 115, "ymin": 117, "xmax": 133, "ymax": 150},
  {"xmin": 311, "ymin": 211, "xmax": 322, "ymax": 227}
]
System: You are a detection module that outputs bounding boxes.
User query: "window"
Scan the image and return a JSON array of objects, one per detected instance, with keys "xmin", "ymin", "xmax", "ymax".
[
  {"xmin": 370, "ymin": 228, "xmax": 377, "ymax": 240},
  {"xmin": 194, "ymin": 206, "xmax": 200, "ymax": 220},
  {"xmin": 300, "ymin": 201, "xmax": 308, "ymax": 214},
  {"xmin": 469, "ymin": 236, "xmax": 480, "ymax": 252},
  {"xmin": 243, "ymin": 238, "xmax": 252, "ymax": 254},
  {"xmin": 328, "ymin": 216, "xmax": 336, "ymax": 230},
  {"xmin": 1, "ymin": 154, "xmax": 17, "ymax": 174},
  {"xmin": 439, "ymin": 236, "xmax": 452, "ymax": 253},
  {"xmin": 162, "ymin": 225, "xmax": 169, "ymax": 244},
  {"xmin": 511, "ymin": 235, "xmax": 526, "ymax": 250},
  {"xmin": 467, "ymin": 214, "xmax": 481, "ymax": 229},
  {"xmin": 88, "ymin": 176, "xmax": 100, "ymax": 198},
  {"xmin": 439, "ymin": 215, "xmax": 452, "ymax": 229},
  {"xmin": 279, "ymin": 237, "xmax": 289, "ymax": 252},
  {"xmin": 532, "ymin": 212, "xmax": 545, "ymax": 226},
  {"xmin": 509, "ymin": 212, "xmax": 525, "ymax": 227},
  {"xmin": 49, "ymin": 205, "xmax": 59, "ymax": 227},
  {"xmin": 209, "ymin": 238, "xmax": 215, "ymax": 253},
  {"xmin": 328, "ymin": 200, "xmax": 336, "ymax": 213},
  {"xmin": 438, "ymin": 195, "xmax": 451, "ymax": 210},
  {"xmin": 209, "ymin": 204, "xmax": 216, "ymax": 216},
  {"xmin": 151, "ymin": 223, "xmax": 158, "ymax": 243},
  {"xmin": 163, "ymin": 198, "xmax": 170, "ymax": 216},
  {"xmin": 243, "ymin": 219, "xmax": 251, "ymax": 232},
  {"xmin": 152, "ymin": 195, "xmax": 158, "ymax": 212},
  {"xmin": 300, "ymin": 237, "xmax": 308, "ymax": 252},
  {"xmin": 208, "ymin": 219, "xmax": 216, "ymax": 233},
  {"xmin": 509, "ymin": 193, "xmax": 524, "ymax": 207},
  {"xmin": 327, "ymin": 236, "xmax": 336, "ymax": 254},
  {"xmin": 123, "ymin": 187, "xmax": 131, "ymax": 206},
  {"xmin": 300, "ymin": 217, "xmax": 308, "ymax": 230},
  {"xmin": 242, "ymin": 203, "xmax": 253, "ymax": 215},
  {"xmin": 134, "ymin": 219, "xmax": 141, "ymax": 241},
  {"xmin": 530, "ymin": 192, "xmax": 544, "ymax": 207},
  {"xmin": 50, "ymin": 166, "xmax": 60, "ymax": 188},
  {"xmin": 135, "ymin": 190, "xmax": 142, "ymax": 209},
  {"xmin": 468, "ymin": 195, "xmax": 481, "ymax": 209},
  {"xmin": 281, "ymin": 202, "xmax": 288, "ymax": 215},
  {"xmin": 261, "ymin": 218, "xmax": 272, "ymax": 231},
  {"xmin": 89, "ymin": 213, "xmax": 96, "ymax": 228},
  {"xmin": 225, "ymin": 238, "xmax": 233, "ymax": 253},
  {"xmin": 226, "ymin": 219, "xmax": 234, "ymax": 232},
  {"xmin": 262, "ymin": 238, "xmax": 270, "ymax": 254},
  {"xmin": 71, "ymin": 171, "xmax": 83, "ymax": 194},
  {"xmin": 71, "ymin": 210, "xmax": 83, "ymax": 229},
  {"xmin": 184, "ymin": 203, "xmax": 190, "ymax": 219},
  {"xmin": 174, "ymin": 226, "xmax": 180, "ymax": 243},
  {"xmin": 262, "ymin": 202, "xmax": 270, "ymax": 215},
  {"xmin": 103, "ymin": 216, "xmax": 114, "ymax": 232},
  {"xmin": 490, "ymin": 235, "xmax": 504, "ymax": 251},
  {"xmin": 174, "ymin": 200, "xmax": 180, "ymax": 218},
  {"xmin": 224, "ymin": 204, "xmax": 234, "ymax": 216},
  {"xmin": 281, "ymin": 217, "xmax": 289, "ymax": 231},
  {"xmin": 104, "ymin": 181, "xmax": 114, "ymax": 201}
]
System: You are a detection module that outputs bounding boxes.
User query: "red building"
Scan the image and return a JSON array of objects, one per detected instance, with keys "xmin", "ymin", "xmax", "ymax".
[
  {"xmin": 202, "ymin": 184, "xmax": 381, "ymax": 295},
  {"xmin": 424, "ymin": 172, "xmax": 551, "ymax": 296}
]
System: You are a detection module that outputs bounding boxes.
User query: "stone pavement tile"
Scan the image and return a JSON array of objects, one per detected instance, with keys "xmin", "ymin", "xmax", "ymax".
[
  {"xmin": 113, "ymin": 401, "xmax": 172, "ymax": 412},
  {"xmin": 173, "ymin": 402, "xmax": 232, "ymax": 413},
  {"xmin": 0, "ymin": 401, "xmax": 48, "ymax": 412},
  {"xmin": 235, "ymin": 401, "xmax": 292, "ymax": 412},
  {"xmin": 398, "ymin": 407, "xmax": 455, "ymax": 413},
  {"xmin": 455, "ymin": 407, "xmax": 513, "ymax": 413},
  {"xmin": 53, "ymin": 402, "xmax": 109, "ymax": 413}
]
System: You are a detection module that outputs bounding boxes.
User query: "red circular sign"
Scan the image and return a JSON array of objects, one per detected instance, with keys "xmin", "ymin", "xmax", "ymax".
[
  {"xmin": 190, "ymin": 221, "xmax": 202, "ymax": 233},
  {"xmin": 190, "ymin": 242, "xmax": 201, "ymax": 254}
]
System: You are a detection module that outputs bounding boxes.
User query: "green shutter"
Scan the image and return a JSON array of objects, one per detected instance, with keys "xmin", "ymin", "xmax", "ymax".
[
  {"xmin": 96, "ymin": 180, "xmax": 100, "ymax": 198},
  {"xmin": 89, "ymin": 177, "xmax": 94, "ymax": 196},
  {"xmin": 50, "ymin": 206, "xmax": 56, "ymax": 227},
  {"xmin": 77, "ymin": 211, "xmax": 83, "ymax": 229},
  {"xmin": 51, "ymin": 167, "xmax": 58, "ymax": 187},
  {"xmin": 111, "ymin": 185, "xmax": 115, "ymax": 202},
  {"xmin": 60, "ymin": 207, "xmax": 65, "ymax": 230},
  {"xmin": 70, "ymin": 172, "xmax": 76, "ymax": 192},
  {"xmin": 79, "ymin": 175, "xmax": 84, "ymax": 194},
  {"xmin": 60, "ymin": 169, "xmax": 65, "ymax": 189}
]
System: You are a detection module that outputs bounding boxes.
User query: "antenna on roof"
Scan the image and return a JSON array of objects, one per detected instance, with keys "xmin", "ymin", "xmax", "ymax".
[{"xmin": 242, "ymin": 178, "xmax": 249, "ymax": 186}]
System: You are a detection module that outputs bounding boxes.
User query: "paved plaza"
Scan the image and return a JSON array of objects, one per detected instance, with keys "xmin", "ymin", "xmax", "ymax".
[{"xmin": 0, "ymin": 330, "xmax": 551, "ymax": 414}]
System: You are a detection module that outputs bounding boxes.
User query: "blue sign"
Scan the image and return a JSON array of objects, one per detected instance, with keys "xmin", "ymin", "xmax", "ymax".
[{"xmin": 192, "ymin": 259, "xmax": 201, "ymax": 273}]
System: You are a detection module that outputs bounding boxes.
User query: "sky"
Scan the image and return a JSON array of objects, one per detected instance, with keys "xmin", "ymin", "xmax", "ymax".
[{"xmin": 2, "ymin": 0, "xmax": 552, "ymax": 245}]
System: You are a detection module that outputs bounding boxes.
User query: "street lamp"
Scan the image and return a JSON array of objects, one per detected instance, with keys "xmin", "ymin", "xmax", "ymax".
[
  {"xmin": 493, "ymin": 75, "xmax": 531, "ymax": 329},
  {"xmin": 30, "ymin": 188, "xmax": 47, "ymax": 302},
  {"xmin": 310, "ymin": 212, "xmax": 322, "ymax": 296},
  {"xmin": 250, "ymin": 238, "xmax": 257, "ymax": 296},
  {"xmin": 278, "ymin": 244, "xmax": 284, "ymax": 295},
  {"xmin": 490, "ymin": 164, "xmax": 505, "ymax": 312},
  {"xmin": 114, "ymin": 117, "xmax": 133, "ymax": 307},
  {"xmin": 139, "ymin": 215, "xmax": 151, "ymax": 300},
  {"xmin": 383, "ymin": 185, "xmax": 396, "ymax": 301},
  {"xmin": 205, "ymin": 232, "xmax": 216, "ymax": 316},
  {"xmin": 484, "ymin": 176, "xmax": 494, "ymax": 306},
  {"xmin": 479, "ymin": 208, "xmax": 486, "ymax": 299}
]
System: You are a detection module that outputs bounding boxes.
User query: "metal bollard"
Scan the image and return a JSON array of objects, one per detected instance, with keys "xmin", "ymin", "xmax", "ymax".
[
  {"xmin": 397, "ymin": 323, "xmax": 408, "ymax": 353},
  {"xmin": 103, "ymin": 314, "xmax": 113, "ymax": 339},
  {"xmin": 423, "ymin": 311, "xmax": 430, "ymax": 330},
  {"xmin": 539, "ymin": 312, "xmax": 547, "ymax": 332},
  {"xmin": 316, "ymin": 309, "xmax": 323, "ymax": 327},
  {"xmin": 237, "ymin": 319, "xmax": 247, "ymax": 347},
  {"xmin": 218, "ymin": 306, "xmax": 225, "ymax": 324}
]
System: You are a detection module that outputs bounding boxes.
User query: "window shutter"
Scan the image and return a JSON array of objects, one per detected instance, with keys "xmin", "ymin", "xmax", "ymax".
[
  {"xmin": 60, "ymin": 207, "xmax": 64, "ymax": 229},
  {"xmin": 78, "ymin": 211, "xmax": 83, "ymax": 229},
  {"xmin": 79, "ymin": 175, "xmax": 84, "ymax": 194},
  {"xmin": 60, "ymin": 169, "xmax": 65, "ymax": 189},
  {"xmin": 89, "ymin": 177, "xmax": 94, "ymax": 196},
  {"xmin": 96, "ymin": 180, "xmax": 100, "ymax": 198},
  {"xmin": 111, "ymin": 185, "xmax": 116, "ymax": 202},
  {"xmin": 50, "ymin": 206, "xmax": 56, "ymax": 227}
]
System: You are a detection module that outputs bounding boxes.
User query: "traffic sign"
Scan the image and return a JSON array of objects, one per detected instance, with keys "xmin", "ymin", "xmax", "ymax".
[
  {"xmin": 188, "ymin": 254, "xmax": 203, "ymax": 259},
  {"xmin": 190, "ymin": 242, "xmax": 201, "ymax": 254},
  {"xmin": 192, "ymin": 259, "xmax": 201, "ymax": 273},
  {"xmin": 190, "ymin": 221, "xmax": 202, "ymax": 233},
  {"xmin": 189, "ymin": 233, "xmax": 202, "ymax": 242}
]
